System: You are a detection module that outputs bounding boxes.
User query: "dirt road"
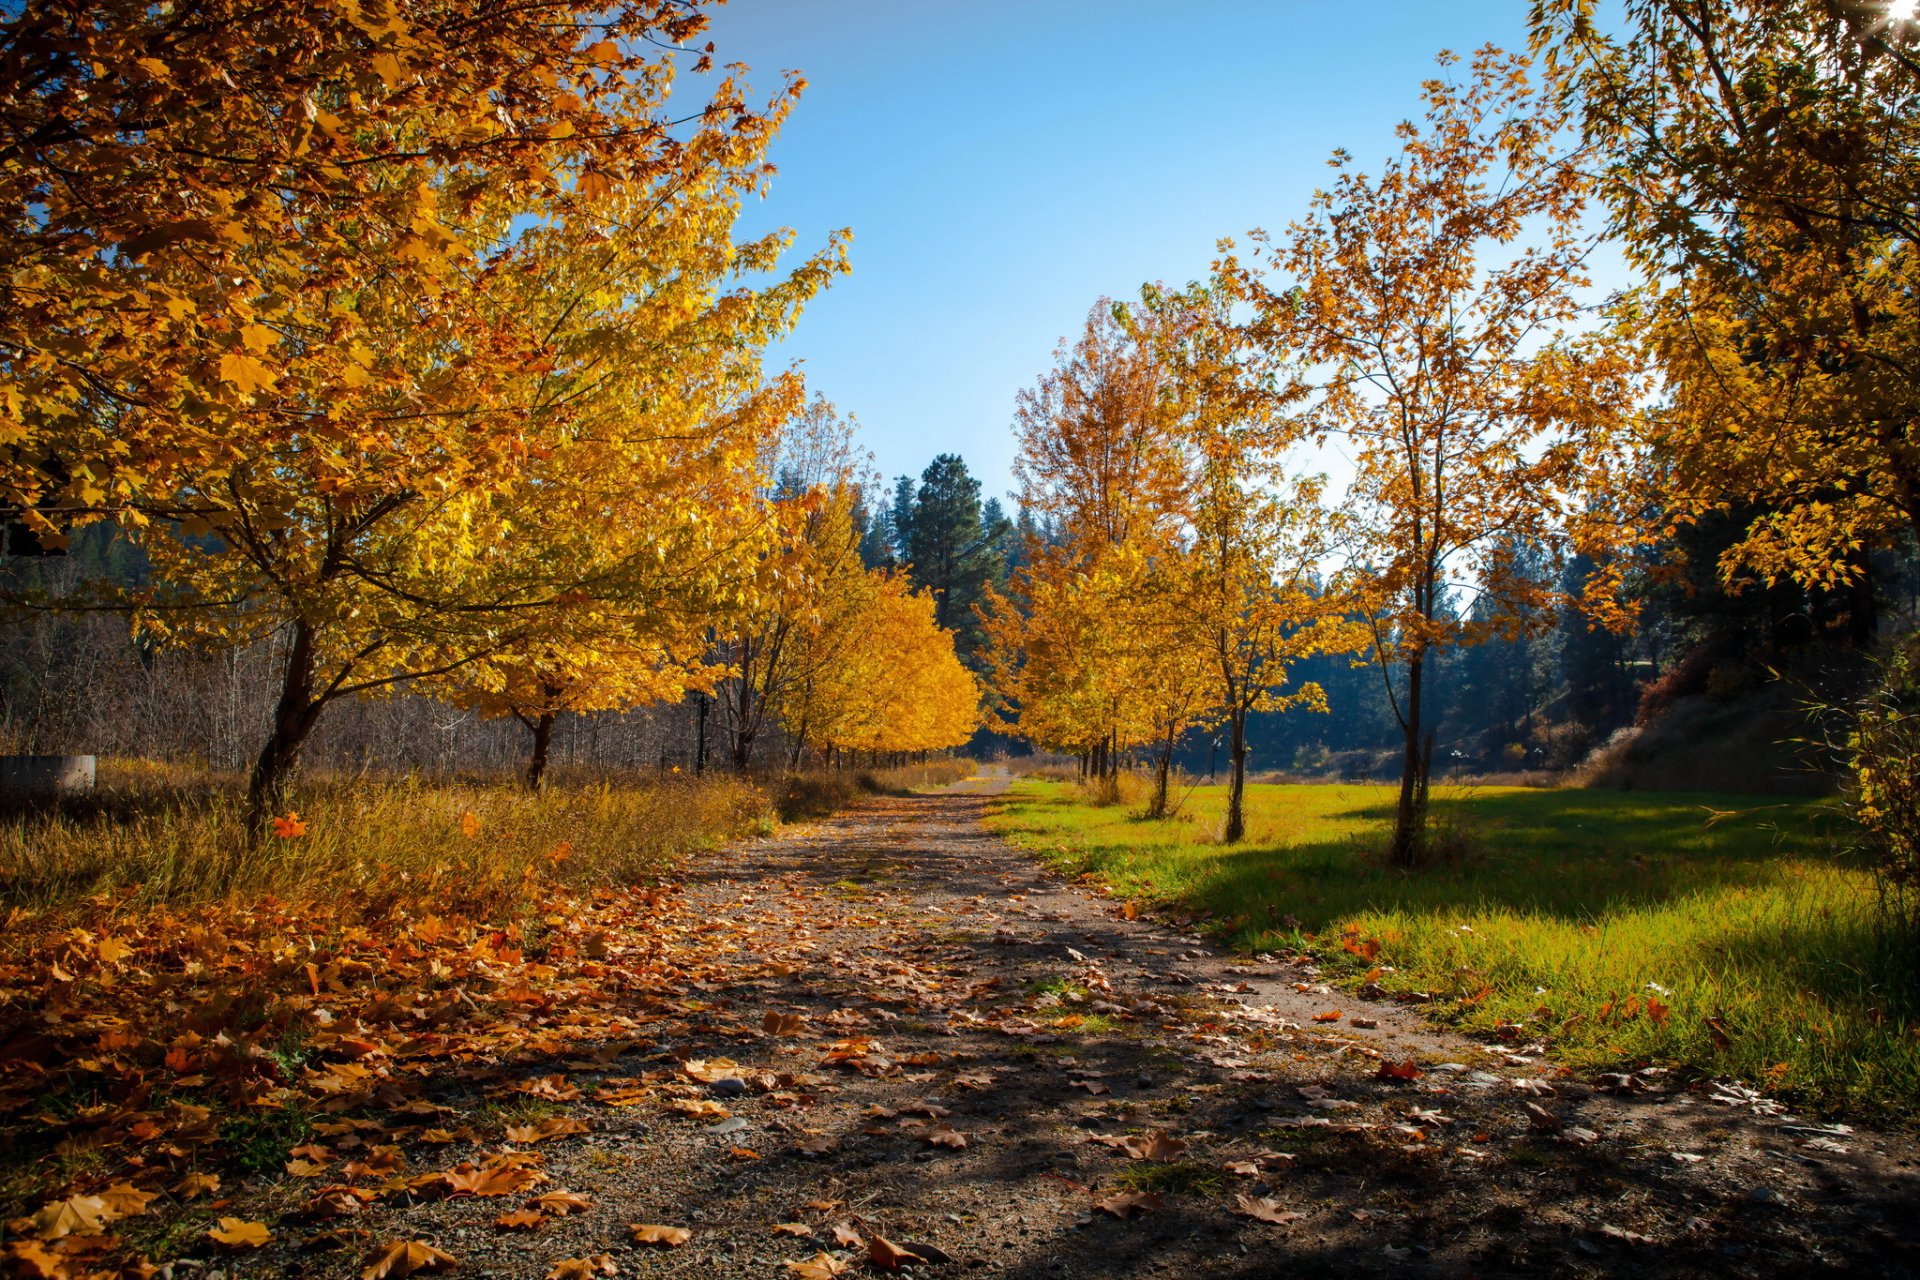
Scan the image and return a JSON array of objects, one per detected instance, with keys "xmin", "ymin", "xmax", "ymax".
[{"xmin": 317, "ymin": 776, "xmax": 1906, "ymax": 1280}]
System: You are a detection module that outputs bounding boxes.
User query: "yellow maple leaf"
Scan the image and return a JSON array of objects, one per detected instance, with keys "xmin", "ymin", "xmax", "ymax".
[{"xmin": 218, "ymin": 352, "xmax": 277, "ymax": 395}]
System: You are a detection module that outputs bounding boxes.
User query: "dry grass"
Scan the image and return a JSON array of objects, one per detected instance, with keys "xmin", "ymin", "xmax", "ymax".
[{"xmin": 0, "ymin": 759, "xmax": 770, "ymax": 923}]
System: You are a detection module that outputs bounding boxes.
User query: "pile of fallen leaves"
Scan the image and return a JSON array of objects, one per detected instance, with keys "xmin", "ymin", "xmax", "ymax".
[{"xmin": 0, "ymin": 878, "xmax": 753, "ymax": 1278}]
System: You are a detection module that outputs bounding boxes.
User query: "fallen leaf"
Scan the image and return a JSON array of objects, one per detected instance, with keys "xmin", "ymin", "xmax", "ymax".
[
  {"xmin": 496, "ymin": 1209, "xmax": 545, "ymax": 1231},
  {"xmin": 545, "ymin": 1257, "xmax": 616, "ymax": 1280},
  {"xmin": 175, "ymin": 1172, "xmax": 221, "ymax": 1199},
  {"xmin": 1236, "ymin": 1195, "xmax": 1303, "ymax": 1226},
  {"xmin": 763, "ymin": 1011, "xmax": 807, "ymax": 1036},
  {"xmin": 1092, "ymin": 1191, "xmax": 1162, "ymax": 1219},
  {"xmin": 97, "ymin": 1184, "xmax": 158, "ymax": 1218},
  {"xmin": 509, "ymin": 1115, "xmax": 590, "ymax": 1143},
  {"xmin": 831, "ymin": 1224, "xmax": 865, "ymax": 1248},
  {"xmin": 27, "ymin": 1195, "xmax": 109, "ymax": 1240},
  {"xmin": 869, "ymin": 1235, "xmax": 927, "ymax": 1271},
  {"xmin": 515, "ymin": 1074, "xmax": 579, "ymax": 1101},
  {"xmin": 772, "ymin": 1223, "xmax": 813, "ymax": 1238},
  {"xmin": 1376, "ymin": 1059, "xmax": 1423, "ymax": 1082},
  {"xmin": 925, "ymin": 1125, "xmax": 968, "ymax": 1149},
  {"xmin": 208, "ymin": 1218, "xmax": 271, "ymax": 1249},
  {"xmin": 629, "ymin": 1224, "xmax": 691, "ymax": 1248},
  {"xmin": 1523, "ymin": 1102, "xmax": 1563, "ymax": 1133},
  {"xmin": 785, "ymin": 1254, "xmax": 852, "ymax": 1279},
  {"xmin": 1312, "ymin": 1010, "xmax": 1343, "ymax": 1023},
  {"xmin": 533, "ymin": 1191, "xmax": 593, "ymax": 1216},
  {"xmin": 1120, "ymin": 1130, "xmax": 1188, "ymax": 1160}
]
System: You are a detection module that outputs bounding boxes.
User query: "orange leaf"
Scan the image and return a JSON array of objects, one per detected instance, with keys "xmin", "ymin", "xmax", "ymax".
[
  {"xmin": 362, "ymin": 1240, "xmax": 458, "ymax": 1280},
  {"xmin": 629, "ymin": 1224, "xmax": 690, "ymax": 1248},
  {"xmin": 1311, "ymin": 1010, "xmax": 1343, "ymax": 1023},
  {"xmin": 544, "ymin": 1257, "xmax": 615, "ymax": 1280}
]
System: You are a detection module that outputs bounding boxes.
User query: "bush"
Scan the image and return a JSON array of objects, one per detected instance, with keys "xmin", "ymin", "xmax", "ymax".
[{"xmin": 1843, "ymin": 644, "xmax": 1920, "ymax": 977}]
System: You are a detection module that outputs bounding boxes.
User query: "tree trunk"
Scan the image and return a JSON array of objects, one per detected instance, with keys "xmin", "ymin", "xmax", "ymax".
[
  {"xmin": 1224, "ymin": 707, "xmax": 1248, "ymax": 844},
  {"xmin": 1150, "ymin": 723, "xmax": 1174, "ymax": 819},
  {"xmin": 694, "ymin": 692, "xmax": 708, "ymax": 775},
  {"xmin": 526, "ymin": 712, "xmax": 556, "ymax": 791},
  {"xmin": 245, "ymin": 619, "xmax": 324, "ymax": 839},
  {"xmin": 1390, "ymin": 651, "xmax": 1429, "ymax": 867}
]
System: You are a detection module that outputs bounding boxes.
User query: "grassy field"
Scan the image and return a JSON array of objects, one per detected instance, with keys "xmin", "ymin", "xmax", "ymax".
[{"xmin": 987, "ymin": 778, "xmax": 1920, "ymax": 1119}]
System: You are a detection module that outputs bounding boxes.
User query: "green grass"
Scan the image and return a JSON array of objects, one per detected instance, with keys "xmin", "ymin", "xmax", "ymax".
[{"xmin": 988, "ymin": 779, "xmax": 1920, "ymax": 1120}]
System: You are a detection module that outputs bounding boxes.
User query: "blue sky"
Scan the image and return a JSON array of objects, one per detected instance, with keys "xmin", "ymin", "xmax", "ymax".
[{"xmin": 703, "ymin": 0, "xmax": 1541, "ymax": 502}]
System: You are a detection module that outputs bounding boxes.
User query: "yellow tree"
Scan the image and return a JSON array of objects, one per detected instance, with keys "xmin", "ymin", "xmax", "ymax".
[
  {"xmin": 1131, "ymin": 277, "xmax": 1360, "ymax": 843},
  {"xmin": 2, "ymin": 0, "xmax": 734, "ymax": 532},
  {"xmin": 1247, "ymin": 48, "xmax": 1645, "ymax": 865},
  {"xmin": 1533, "ymin": 0, "xmax": 1920, "ymax": 591},
  {"xmin": 796, "ymin": 573, "xmax": 980, "ymax": 760},
  {"xmin": 101, "ymin": 27, "xmax": 845, "ymax": 826},
  {"xmin": 999, "ymin": 300, "xmax": 1191, "ymax": 777},
  {"xmin": 712, "ymin": 400, "xmax": 873, "ymax": 771}
]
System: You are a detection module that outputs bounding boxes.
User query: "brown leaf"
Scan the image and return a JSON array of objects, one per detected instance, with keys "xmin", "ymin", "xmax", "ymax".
[
  {"xmin": 515, "ymin": 1074, "xmax": 580, "ymax": 1101},
  {"xmin": 1523, "ymin": 1102, "xmax": 1563, "ymax": 1133},
  {"xmin": 784, "ymin": 1254, "xmax": 851, "ymax": 1278},
  {"xmin": 1119, "ymin": 1130, "xmax": 1187, "ymax": 1161},
  {"xmin": 1235, "ymin": 1195, "xmax": 1302, "ymax": 1226},
  {"xmin": 207, "ymin": 1218, "xmax": 271, "ymax": 1249},
  {"xmin": 175, "ymin": 1172, "xmax": 221, "ymax": 1199},
  {"xmin": 359, "ymin": 1235, "xmax": 455, "ymax": 1274},
  {"xmin": 96, "ymin": 1184, "xmax": 158, "ymax": 1218},
  {"xmin": 1311, "ymin": 1010, "xmax": 1343, "ymax": 1023},
  {"xmin": 1092, "ymin": 1191, "xmax": 1162, "ymax": 1219},
  {"xmin": 442, "ymin": 1163, "xmax": 540, "ymax": 1198},
  {"xmin": 763, "ymin": 1011, "xmax": 807, "ymax": 1036},
  {"xmin": 628, "ymin": 1224, "xmax": 691, "ymax": 1248},
  {"xmin": 507, "ymin": 1116, "xmax": 590, "ymax": 1144},
  {"xmin": 831, "ymin": 1223, "xmax": 865, "ymax": 1248},
  {"xmin": 925, "ymin": 1125, "xmax": 968, "ymax": 1149},
  {"xmin": 496, "ymin": 1209, "xmax": 545, "ymax": 1231},
  {"xmin": 26, "ymin": 1195, "xmax": 115, "ymax": 1240},
  {"xmin": 868, "ymin": 1235, "xmax": 926, "ymax": 1271},
  {"xmin": 1375, "ymin": 1059, "xmax": 1423, "ymax": 1082},
  {"xmin": 544, "ymin": 1257, "xmax": 616, "ymax": 1280},
  {"xmin": 772, "ymin": 1223, "xmax": 813, "ymax": 1238},
  {"xmin": 532, "ymin": 1190, "xmax": 592, "ymax": 1217}
]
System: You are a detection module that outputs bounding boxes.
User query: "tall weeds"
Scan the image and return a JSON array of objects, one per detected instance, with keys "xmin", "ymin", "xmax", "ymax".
[{"xmin": 0, "ymin": 761, "xmax": 769, "ymax": 923}]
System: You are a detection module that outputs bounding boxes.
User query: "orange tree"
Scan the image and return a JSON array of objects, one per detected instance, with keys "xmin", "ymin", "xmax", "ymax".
[
  {"xmin": 1244, "ymin": 47, "xmax": 1645, "ymax": 865},
  {"xmin": 0, "ymin": 1, "xmax": 847, "ymax": 826}
]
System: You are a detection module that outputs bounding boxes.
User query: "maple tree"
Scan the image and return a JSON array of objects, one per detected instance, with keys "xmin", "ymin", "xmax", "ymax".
[
  {"xmin": 1243, "ymin": 47, "xmax": 1645, "ymax": 864},
  {"xmin": 1, "ymin": 1, "xmax": 847, "ymax": 826},
  {"xmin": 1533, "ymin": 0, "xmax": 1920, "ymax": 592}
]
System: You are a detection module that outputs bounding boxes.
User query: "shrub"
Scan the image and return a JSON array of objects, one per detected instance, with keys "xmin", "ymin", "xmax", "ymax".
[{"xmin": 1842, "ymin": 643, "xmax": 1920, "ymax": 979}]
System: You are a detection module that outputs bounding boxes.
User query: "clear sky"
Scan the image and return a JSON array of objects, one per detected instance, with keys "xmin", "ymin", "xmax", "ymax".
[{"xmin": 702, "ymin": 0, "xmax": 1541, "ymax": 503}]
